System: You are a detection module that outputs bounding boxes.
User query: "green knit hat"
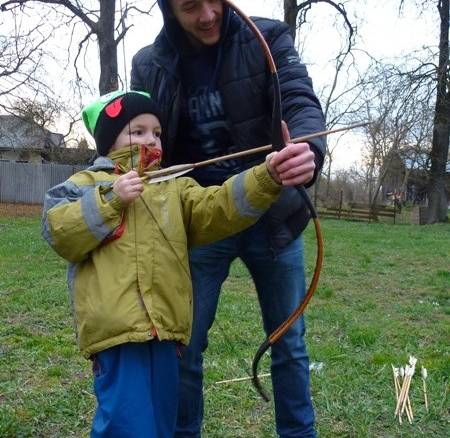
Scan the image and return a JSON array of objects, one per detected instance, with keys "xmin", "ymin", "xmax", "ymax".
[{"xmin": 81, "ymin": 90, "xmax": 161, "ymax": 156}]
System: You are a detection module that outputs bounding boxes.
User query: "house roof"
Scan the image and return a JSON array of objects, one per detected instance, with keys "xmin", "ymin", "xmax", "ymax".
[{"xmin": 0, "ymin": 115, "xmax": 65, "ymax": 151}]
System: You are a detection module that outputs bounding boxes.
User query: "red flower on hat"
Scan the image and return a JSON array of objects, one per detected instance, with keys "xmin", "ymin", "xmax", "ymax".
[{"xmin": 105, "ymin": 97, "xmax": 123, "ymax": 118}]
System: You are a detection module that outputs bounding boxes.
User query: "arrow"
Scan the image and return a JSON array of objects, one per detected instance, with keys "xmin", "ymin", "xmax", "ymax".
[{"xmin": 144, "ymin": 122, "xmax": 368, "ymax": 183}]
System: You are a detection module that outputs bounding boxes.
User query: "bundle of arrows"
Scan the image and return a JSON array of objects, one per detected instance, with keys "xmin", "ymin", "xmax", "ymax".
[{"xmin": 392, "ymin": 356, "xmax": 429, "ymax": 424}]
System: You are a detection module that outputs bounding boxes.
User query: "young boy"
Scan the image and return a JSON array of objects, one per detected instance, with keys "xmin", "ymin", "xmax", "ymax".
[{"xmin": 41, "ymin": 90, "xmax": 315, "ymax": 438}]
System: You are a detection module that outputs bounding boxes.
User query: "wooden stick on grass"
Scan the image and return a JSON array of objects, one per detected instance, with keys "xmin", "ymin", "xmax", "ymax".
[
  {"xmin": 395, "ymin": 366, "xmax": 407, "ymax": 417},
  {"xmin": 392, "ymin": 365, "xmax": 403, "ymax": 424},
  {"xmin": 402, "ymin": 366, "xmax": 414, "ymax": 424},
  {"xmin": 215, "ymin": 373, "xmax": 271, "ymax": 385},
  {"xmin": 400, "ymin": 356, "xmax": 417, "ymax": 421},
  {"xmin": 395, "ymin": 365, "xmax": 413, "ymax": 423},
  {"xmin": 421, "ymin": 367, "xmax": 429, "ymax": 413}
]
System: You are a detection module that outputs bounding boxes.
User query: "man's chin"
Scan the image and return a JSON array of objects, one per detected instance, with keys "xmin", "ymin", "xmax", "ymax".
[
  {"xmin": 195, "ymin": 29, "xmax": 220, "ymax": 46},
  {"xmin": 201, "ymin": 37, "xmax": 220, "ymax": 46},
  {"xmin": 186, "ymin": 29, "xmax": 220, "ymax": 48}
]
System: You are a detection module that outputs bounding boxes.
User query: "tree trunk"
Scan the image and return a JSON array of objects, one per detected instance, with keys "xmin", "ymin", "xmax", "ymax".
[
  {"xmin": 98, "ymin": 0, "xmax": 118, "ymax": 95},
  {"xmin": 325, "ymin": 155, "xmax": 332, "ymax": 197},
  {"xmin": 284, "ymin": 0, "xmax": 298, "ymax": 41},
  {"xmin": 371, "ymin": 156, "xmax": 394, "ymax": 209},
  {"xmin": 427, "ymin": 0, "xmax": 449, "ymax": 223}
]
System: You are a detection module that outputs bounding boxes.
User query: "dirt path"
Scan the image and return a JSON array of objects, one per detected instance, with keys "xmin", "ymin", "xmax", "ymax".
[{"xmin": 0, "ymin": 203, "xmax": 42, "ymax": 218}]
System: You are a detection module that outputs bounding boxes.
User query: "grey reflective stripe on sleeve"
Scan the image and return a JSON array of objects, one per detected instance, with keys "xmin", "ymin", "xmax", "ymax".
[
  {"xmin": 42, "ymin": 202, "xmax": 69, "ymax": 246},
  {"xmin": 41, "ymin": 180, "xmax": 81, "ymax": 245},
  {"xmin": 44, "ymin": 180, "xmax": 80, "ymax": 208},
  {"xmin": 232, "ymin": 170, "xmax": 265, "ymax": 217},
  {"xmin": 41, "ymin": 219, "xmax": 53, "ymax": 246},
  {"xmin": 80, "ymin": 187, "xmax": 113, "ymax": 241}
]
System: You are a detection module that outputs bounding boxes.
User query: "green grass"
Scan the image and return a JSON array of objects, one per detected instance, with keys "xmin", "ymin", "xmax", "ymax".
[{"xmin": 0, "ymin": 216, "xmax": 449, "ymax": 437}]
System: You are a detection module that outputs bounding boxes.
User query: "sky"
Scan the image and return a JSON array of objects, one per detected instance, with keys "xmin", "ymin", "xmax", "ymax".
[
  {"xmin": 120, "ymin": 1, "xmax": 437, "ymax": 82},
  {"xmin": 50, "ymin": 0, "xmax": 436, "ymax": 101},
  {"xmin": 117, "ymin": 0, "xmax": 438, "ymax": 170},
  {"xmin": 1, "ymin": 0, "xmax": 440, "ymax": 169}
]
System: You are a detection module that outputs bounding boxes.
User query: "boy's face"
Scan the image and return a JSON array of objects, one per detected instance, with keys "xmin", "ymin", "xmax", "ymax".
[
  {"xmin": 110, "ymin": 113, "xmax": 162, "ymax": 153},
  {"xmin": 169, "ymin": 0, "xmax": 223, "ymax": 47}
]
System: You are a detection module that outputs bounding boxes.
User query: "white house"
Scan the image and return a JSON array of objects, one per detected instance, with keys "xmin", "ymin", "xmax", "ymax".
[{"xmin": 0, "ymin": 115, "xmax": 65, "ymax": 163}]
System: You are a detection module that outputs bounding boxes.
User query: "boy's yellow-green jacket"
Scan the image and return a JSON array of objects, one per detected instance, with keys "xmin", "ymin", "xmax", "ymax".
[{"xmin": 42, "ymin": 150, "xmax": 282, "ymax": 359}]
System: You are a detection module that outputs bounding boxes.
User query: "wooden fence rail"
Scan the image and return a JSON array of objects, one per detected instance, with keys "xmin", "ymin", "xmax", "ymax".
[
  {"xmin": 0, "ymin": 162, "xmax": 399, "ymax": 224},
  {"xmin": 318, "ymin": 202, "xmax": 398, "ymax": 223}
]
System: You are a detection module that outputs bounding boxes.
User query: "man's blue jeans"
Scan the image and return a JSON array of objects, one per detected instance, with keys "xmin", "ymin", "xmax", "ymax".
[{"xmin": 175, "ymin": 220, "xmax": 316, "ymax": 437}]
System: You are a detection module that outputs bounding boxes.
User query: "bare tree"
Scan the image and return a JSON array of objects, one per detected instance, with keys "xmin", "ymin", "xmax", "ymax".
[
  {"xmin": 398, "ymin": 99, "xmax": 434, "ymax": 203},
  {"xmin": 1, "ymin": 0, "xmax": 157, "ymax": 95},
  {"xmin": 353, "ymin": 61, "xmax": 434, "ymax": 207},
  {"xmin": 283, "ymin": 0, "xmax": 354, "ymax": 48},
  {"xmin": 12, "ymin": 96, "xmax": 61, "ymax": 128},
  {"xmin": 284, "ymin": 0, "xmax": 447, "ymax": 220},
  {"xmin": 320, "ymin": 58, "xmax": 367, "ymax": 198},
  {"xmin": 282, "ymin": 1, "xmax": 371, "ymax": 207},
  {"xmin": 399, "ymin": 0, "xmax": 449, "ymax": 223},
  {"xmin": 0, "ymin": 11, "xmax": 51, "ymax": 102},
  {"xmin": 427, "ymin": 0, "xmax": 449, "ymax": 222},
  {"xmin": 0, "ymin": 11, "xmax": 79, "ymax": 147}
]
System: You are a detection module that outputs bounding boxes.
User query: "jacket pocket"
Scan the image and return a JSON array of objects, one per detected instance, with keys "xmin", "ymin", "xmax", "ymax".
[{"xmin": 264, "ymin": 187, "xmax": 311, "ymax": 251}]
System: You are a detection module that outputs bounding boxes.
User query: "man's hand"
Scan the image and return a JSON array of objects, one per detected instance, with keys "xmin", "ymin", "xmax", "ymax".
[
  {"xmin": 266, "ymin": 121, "xmax": 316, "ymax": 186},
  {"xmin": 113, "ymin": 170, "xmax": 144, "ymax": 205}
]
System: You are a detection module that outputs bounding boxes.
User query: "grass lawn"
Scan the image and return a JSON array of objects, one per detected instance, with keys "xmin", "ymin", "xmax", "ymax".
[{"xmin": 0, "ymin": 214, "xmax": 448, "ymax": 437}]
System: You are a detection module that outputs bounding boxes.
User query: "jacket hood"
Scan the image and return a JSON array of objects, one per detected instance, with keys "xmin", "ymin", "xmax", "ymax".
[
  {"xmin": 157, "ymin": 0, "xmax": 170, "ymax": 18},
  {"xmin": 157, "ymin": 0, "xmax": 231, "ymax": 24}
]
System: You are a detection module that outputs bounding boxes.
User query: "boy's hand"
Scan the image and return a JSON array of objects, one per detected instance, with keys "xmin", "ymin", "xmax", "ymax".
[
  {"xmin": 266, "ymin": 121, "xmax": 316, "ymax": 186},
  {"xmin": 113, "ymin": 170, "xmax": 144, "ymax": 205}
]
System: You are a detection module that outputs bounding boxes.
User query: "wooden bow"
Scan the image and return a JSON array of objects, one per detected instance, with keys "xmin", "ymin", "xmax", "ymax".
[{"xmin": 223, "ymin": 0, "xmax": 325, "ymax": 402}]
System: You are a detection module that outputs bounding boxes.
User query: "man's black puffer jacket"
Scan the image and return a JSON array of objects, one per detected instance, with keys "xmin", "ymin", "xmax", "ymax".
[{"xmin": 131, "ymin": 4, "xmax": 326, "ymax": 251}]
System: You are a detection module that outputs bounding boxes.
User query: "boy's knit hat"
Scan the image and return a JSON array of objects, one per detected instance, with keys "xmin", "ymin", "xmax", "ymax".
[{"xmin": 81, "ymin": 90, "xmax": 161, "ymax": 156}]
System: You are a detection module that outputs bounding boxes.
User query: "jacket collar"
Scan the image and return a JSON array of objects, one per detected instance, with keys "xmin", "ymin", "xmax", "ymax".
[{"xmin": 88, "ymin": 156, "xmax": 115, "ymax": 172}]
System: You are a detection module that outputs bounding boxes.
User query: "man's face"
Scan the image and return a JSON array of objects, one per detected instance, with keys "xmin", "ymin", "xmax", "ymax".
[{"xmin": 169, "ymin": 0, "xmax": 223, "ymax": 47}]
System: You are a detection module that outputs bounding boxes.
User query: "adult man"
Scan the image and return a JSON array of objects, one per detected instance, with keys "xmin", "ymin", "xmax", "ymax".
[{"xmin": 131, "ymin": 1, "xmax": 326, "ymax": 436}]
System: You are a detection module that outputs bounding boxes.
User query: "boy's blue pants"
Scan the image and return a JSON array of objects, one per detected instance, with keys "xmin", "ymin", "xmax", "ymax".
[{"xmin": 91, "ymin": 340, "xmax": 179, "ymax": 438}]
